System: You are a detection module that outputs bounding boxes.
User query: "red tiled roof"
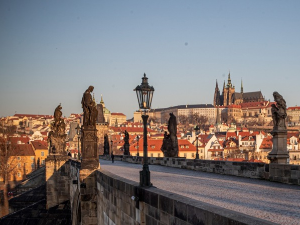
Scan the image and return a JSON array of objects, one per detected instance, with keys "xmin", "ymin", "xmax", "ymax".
[
  {"xmin": 111, "ymin": 113, "xmax": 126, "ymax": 116},
  {"xmin": 31, "ymin": 140, "xmax": 48, "ymax": 150},
  {"xmin": 240, "ymin": 101, "xmax": 272, "ymax": 109},
  {"xmin": 8, "ymin": 136, "xmax": 30, "ymax": 145},
  {"xmin": 287, "ymin": 106, "xmax": 300, "ymax": 111},
  {"xmin": 11, "ymin": 144, "xmax": 35, "ymax": 156},
  {"xmin": 227, "ymin": 104, "xmax": 241, "ymax": 108},
  {"xmin": 260, "ymin": 137, "xmax": 272, "ymax": 149},
  {"xmin": 110, "ymin": 127, "xmax": 156, "ymax": 134}
]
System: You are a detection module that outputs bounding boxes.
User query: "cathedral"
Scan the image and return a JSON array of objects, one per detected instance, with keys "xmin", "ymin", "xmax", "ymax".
[{"xmin": 213, "ymin": 73, "xmax": 265, "ymax": 106}]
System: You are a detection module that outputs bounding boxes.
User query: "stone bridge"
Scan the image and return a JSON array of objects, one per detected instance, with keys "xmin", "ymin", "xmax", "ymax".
[{"xmin": 46, "ymin": 156, "xmax": 300, "ymax": 225}]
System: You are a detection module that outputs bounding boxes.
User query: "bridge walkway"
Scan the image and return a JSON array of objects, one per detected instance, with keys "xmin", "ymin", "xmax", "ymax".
[{"xmin": 99, "ymin": 159, "xmax": 300, "ymax": 225}]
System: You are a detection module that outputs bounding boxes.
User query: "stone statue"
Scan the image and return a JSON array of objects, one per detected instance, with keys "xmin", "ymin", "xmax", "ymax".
[
  {"xmin": 161, "ymin": 113, "xmax": 178, "ymax": 157},
  {"xmin": 82, "ymin": 86, "xmax": 97, "ymax": 127},
  {"xmin": 123, "ymin": 130, "xmax": 130, "ymax": 155},
  {"xmin": 48, "ymin": 104, "xmax": 67, "ymax": 154},
  {"xmin": 103, "ymin": 134, "xmax": 109, "ymax": 155},
  {"xmin": 272, "ymin": 91, "xmax": 287, "ymax": 130},
  {"xmin": 268, "ymin": 91, "xmax": 289, "ymax": 164}
]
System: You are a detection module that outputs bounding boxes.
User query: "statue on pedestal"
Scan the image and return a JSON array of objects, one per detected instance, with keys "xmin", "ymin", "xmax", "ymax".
[
  {"xmin": 123, "ymin": 130, "xmax": 130, "ymax": 155},
  {"xmin": 161, "ymin": 113, "xmax": 178, "ymax": 157},
  {"xmin": 48, "ymin": 104, "xmax": 67, "ymax": 154},
  {"xmin": 80, "ymin": 86, "xmax": 99, "ymax": 169},
  {"xmin": 81, "ymin": 86, "xmax": 98, "ymax": 127},
  {"xmin": 271, "ymin": 91, "xmax": 287, "ymax": 130},
  {"xmin": 268, "ymin": 91, "xmax": 288, "ymax": 164}
]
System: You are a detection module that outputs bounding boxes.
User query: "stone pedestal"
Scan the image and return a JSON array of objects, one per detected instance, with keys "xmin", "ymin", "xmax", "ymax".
[
  {"xmin": 45, "ymin": 155, "xmax": 70, "ymax": 209},
  {"xmin": 267, "ymin": 129, "xmax": 289, "ymax": 164},
  {"xmin": 124, "ymin": 143, "xmax": 130, "ymax": 155},
  {"xmin": 80, "ymin": 126, "xmax": 99, "ymax": 225},
  {"xmin": 81, "ymin": 125, "xmax": 100, "ymax": 170}
]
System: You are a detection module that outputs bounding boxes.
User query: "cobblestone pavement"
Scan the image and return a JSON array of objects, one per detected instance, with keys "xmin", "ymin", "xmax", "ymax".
[{"xmin": 99, "ymin": 159, "xmax": 300, "ymax": 225}]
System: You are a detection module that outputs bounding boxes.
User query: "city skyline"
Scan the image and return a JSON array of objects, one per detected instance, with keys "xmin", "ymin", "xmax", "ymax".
[{"xmin": 1, "ymin": 1, "xmax": 300, "ymax": 118}]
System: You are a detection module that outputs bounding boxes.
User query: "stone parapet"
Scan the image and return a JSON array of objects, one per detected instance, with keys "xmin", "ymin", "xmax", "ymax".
[
  {"xmin": 95, "ymin": 169, "xmax": 275, "ymax": 225},
  {"xmin": 99, "ymin": 155, "xmax": 300, "ymax": 186}
]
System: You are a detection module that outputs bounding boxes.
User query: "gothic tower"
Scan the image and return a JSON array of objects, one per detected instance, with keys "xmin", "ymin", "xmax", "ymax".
[
  {"xmin": 213, "ymin": 80, "xmax": 221, "ymax": 106},
  {"xmin": 222, "ymin": 72, "xmax": 235, "ymax": 106}
]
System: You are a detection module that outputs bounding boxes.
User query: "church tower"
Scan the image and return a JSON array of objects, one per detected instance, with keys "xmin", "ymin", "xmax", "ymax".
[
  {"xmin": 222, "ymin": 72, "xmax": 235, "ymax": 106},
  {"xmin": 213, "ymin": 80, "xmax": 221, "ymax": 106}
]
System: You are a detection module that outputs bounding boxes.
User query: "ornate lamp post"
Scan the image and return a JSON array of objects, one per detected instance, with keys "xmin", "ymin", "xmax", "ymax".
[
  {"xmin": 194, "ymin": 125, "xmax": 200, "ymax": 159},
  {"xmin": 136, "ymin": 135, "xmax": 140, "ymax": 156},
  {"xmin": 134, "ymin": 73, "xmax": 154, "ymax": 187},
  {"xmin": 75, "ymin": 124, "xmax": 81, "ymax": 160}
]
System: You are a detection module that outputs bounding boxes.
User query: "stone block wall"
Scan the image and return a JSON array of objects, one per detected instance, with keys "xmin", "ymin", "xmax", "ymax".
[
  {"xmin": 45, "ymin": 155, "xmax": 71, "ymax": 209},
  {"xmin": 95, "ymin": 169, "xmax": 275, "ymax": 225},
  {"xmin": 268, "ymin": 163, "xmax": 300, "ymax": 185},
  {"xmin": 99, "ymin": 155, "xmax": 300, "ymax": 185}
]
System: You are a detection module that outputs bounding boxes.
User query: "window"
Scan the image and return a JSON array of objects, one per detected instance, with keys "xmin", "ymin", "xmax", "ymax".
[
  {"xmin": 185, "ymin": 145, "xmax": 189, "ymax": 148},
  {"xmin": 184, "ymin": 153, "xmax": 187, "ymax": 157},
  {"xmin": 192, "ymin": 153, "xmax": 195, "ymax": 158},
  {"xmin": 158, "ymin": 153, "xmax": 161, "ymax": 157},
  {"xmin": 31, "ymin": 163, "xmax": 35, "ymax": 170},
  {"xmin": 17, "ymin": 156, "xmax": 21, "ymax": 160},
  {"xmin": 42, "ymin": 160, "xmax": 45, "ymax": 165},
  {"xmin": 31, "ymin": 156, "xmax": 34, "ymax": 160},
  {"xmin": 151, "ymin": 153, "xmax": 153, "ymax": 157},
  {"xmin": 17, "ymin": 172, "xmax": 21, "ymax": 177},
  {"xmin": 41, "ymin": 152, "xmax": 44, "ymax": 156},
  {"xmin": 17, "ymin": 163, "xmax": 21, "ymax": 168}
]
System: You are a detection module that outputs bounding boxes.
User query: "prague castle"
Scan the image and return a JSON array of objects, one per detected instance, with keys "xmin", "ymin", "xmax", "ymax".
[{"xmin": 213, "ymin": 73, "xmax": 265, "ymax": 106}]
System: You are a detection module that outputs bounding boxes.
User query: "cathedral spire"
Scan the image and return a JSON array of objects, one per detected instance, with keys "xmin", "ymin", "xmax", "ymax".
[{"xmin": 227, "ymin": 72, "xmax": 232, "ymax": 87}]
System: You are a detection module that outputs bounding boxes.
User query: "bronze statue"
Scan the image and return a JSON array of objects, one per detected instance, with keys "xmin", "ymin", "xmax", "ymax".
[
  {"xmin": 272, "ymin": 91, "xmax": 287, "ymax": 130},
  {"xmin": 161, "ymin": 113, "xmax": 178, "ymax": 157},
  {"xmin": 81, "ymin": 86, "xmax": 97, "ymax": 127},
  {"xmin": 123, "ymin": 130, "xmax": 130, "ymax": 155}
]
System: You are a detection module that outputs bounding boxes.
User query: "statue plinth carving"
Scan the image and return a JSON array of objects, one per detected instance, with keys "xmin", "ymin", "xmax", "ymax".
[
  {"xmin": 267, "ymin": 92, "xmax": 289, "ymax": 164},
  {"xmin": 48, "ymin": 104, "xmax": 67, "ymax": 155},
  {"xmin": 81, "ymin": 86, "xmax": 99, "ymax": 169},
  {"xmin": 161, "ymin": 113, "xmax": 178, "ymax": 157}
]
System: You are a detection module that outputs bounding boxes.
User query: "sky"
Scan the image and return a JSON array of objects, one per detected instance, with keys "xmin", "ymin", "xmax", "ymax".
[{"xmin": 0, "ymin": 1, "xmax": 300, "ymax": 119}]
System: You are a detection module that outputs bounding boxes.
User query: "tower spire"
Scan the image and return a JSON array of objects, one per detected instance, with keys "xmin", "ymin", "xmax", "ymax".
[
  {"xmin": 241, "ymin": 79, "xmax": 243, "ymax": 94},
  {"xmin": 227, "ymin": 71, "xmax": 232, "ymax": 87}
]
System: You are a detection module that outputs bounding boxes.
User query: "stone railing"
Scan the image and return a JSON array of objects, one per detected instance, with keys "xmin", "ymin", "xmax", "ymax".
[
  {"xmin": 99, "ymin": 155, "xmax": 300, "ymax": 186},
  {"xmin": 95, "ymin": 168, "xmax": 275, "ymax": 225}
]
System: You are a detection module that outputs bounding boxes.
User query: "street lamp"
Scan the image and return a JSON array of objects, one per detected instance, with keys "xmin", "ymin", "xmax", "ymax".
[
  {"xmin": 75, "ymin": 124, "xmax": 81, "ymax": 160},
  {"xmin": 194, "ymin": 125, "xmax": 200, "ymax": 159},
  {"xmin": 136, "ymin": 135, "xmax": 140, "ymax": 157},
  {"xmin": 134, "ymin": 73, "xmax": 154, "ymax": 187}
]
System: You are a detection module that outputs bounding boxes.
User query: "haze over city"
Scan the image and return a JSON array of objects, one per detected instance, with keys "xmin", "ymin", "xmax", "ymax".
[{"xmin": 1, "ymin": 1, "xmax": 300, "ymax": 118}]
